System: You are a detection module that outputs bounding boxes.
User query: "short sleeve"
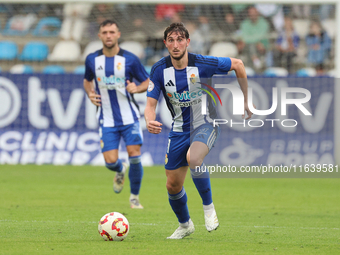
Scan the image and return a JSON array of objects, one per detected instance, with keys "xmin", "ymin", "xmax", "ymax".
[
  {"xmin": 84, "ymin": 55, "xmax": 94, "ymax": 81},
  {"xmin": 131, "ymin": 56, "xmax": 149, "ymax": 83},
  {"xmin": 147, "ymin": 65, "xmax": 162, "ymax": 100},
  {"xmin": 195, "ymin": 54, "xmax": 230, "ymax": 76},
  {"xmin": 215, "ymin": 57, "xmax": 231, "ymax": 74}
]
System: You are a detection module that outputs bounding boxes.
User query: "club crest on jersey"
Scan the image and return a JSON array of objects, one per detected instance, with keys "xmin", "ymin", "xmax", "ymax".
[
  {"xmin": 165, "ymin": 154, "xmax": 168, "ymax": 164},
  {"xmin": 117, "ymin": 62, "xmax": 122, "ymax": 70},
  {"xmin": 190, "ymin": 74, "xmax": 197, "ymax": 84}
]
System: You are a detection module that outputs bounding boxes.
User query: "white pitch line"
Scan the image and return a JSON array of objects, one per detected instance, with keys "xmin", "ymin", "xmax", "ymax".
[{"xmin": 0, "ymin": 219, "xmax": 339, "ymax": 230}]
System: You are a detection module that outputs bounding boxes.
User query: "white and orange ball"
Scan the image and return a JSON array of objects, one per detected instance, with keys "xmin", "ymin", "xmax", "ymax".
[{"xmin": 98, "ymin": 212, "xmax": 129, "ymax": 241}]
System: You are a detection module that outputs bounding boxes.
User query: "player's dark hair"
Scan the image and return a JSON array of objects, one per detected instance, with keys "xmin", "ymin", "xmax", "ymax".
[
  {"xmin": 164, "ymin": 22, "xmax": 189, "ymax": 40},
  {"xmin": 99, "ymin": 19, "xmax": 119, "ymax": 30}
]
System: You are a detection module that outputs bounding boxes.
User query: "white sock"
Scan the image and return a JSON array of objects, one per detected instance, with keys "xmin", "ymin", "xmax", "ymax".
[
  {"xmin": 203, "ymin": 203, "xmax": 215, "ymax": 215},
  {"xmin": 179, "ymin": 220, "xmax": 190, "ymax": 228},
  {"xmin": 130, "ymin": 194, "xmax": 139, "ymax": 201}
]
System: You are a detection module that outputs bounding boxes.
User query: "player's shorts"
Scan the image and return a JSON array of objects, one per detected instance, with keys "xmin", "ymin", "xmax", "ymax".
[
  {"xmin": 99, "ymin": 121, "xmax": 143, "ymax": 153},
  {"xmin": 164, "ymin": 123, "xmax": 220, "ymax": 170}
]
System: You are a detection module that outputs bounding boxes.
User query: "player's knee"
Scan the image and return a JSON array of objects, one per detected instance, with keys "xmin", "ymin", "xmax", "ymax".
[
  {"xmin": 166, "ymin": 181, "xmax": 182, "ymax": 194},
  {"xmin": 127, "ymin": 145, "xmax": 141, "ymax": 157},
  {"xmin": 188, "ymin": 155, "xmax": 203, "ymax": 170},
  {"xmin": 103, "ymin": 153, "xmax": 118, "ymax": 164}
]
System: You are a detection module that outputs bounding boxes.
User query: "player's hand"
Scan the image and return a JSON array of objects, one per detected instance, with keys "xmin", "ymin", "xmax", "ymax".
[
  {"xmin": 126, "ymin": 80, "xmax": 138, "ymax": 94},
  {"xmin": 242, "ymin": 102, "xmax": 254, "ymax": 120},
  {"xmin": 88, "ymin": 89, "xmax": 101, "ymax": 106},
  {"xmin": 147, "ymin": 120, "xmax": 162, "ymax": 134}
]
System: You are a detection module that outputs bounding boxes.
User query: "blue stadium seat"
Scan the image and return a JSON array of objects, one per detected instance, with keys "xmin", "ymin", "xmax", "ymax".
[
  {"xmin": 0, "ymin": 41, "xmax": 18, "ymax": 60},
  {"xmin": 10, "ymin": 64, "xmax": 34, "ymax": 74},
  {"xmin": 20, "ymin": 41, "xmax": 49, "ymax": 61},
  {"xmin": 264, "ymin": 67, "xmax": 288, "ymax": 77},
  {"xmin": 229, "ymin": 66, "xmax": 255, "ymax": 77},
  {"xmin": 32, "ymin": 17, "xmax": 61, "ymax": 37},
  {"xmin": 2, "ymin": 14, "xmax": 37, "ymax": 36},
  {"xmin": 296, "ymin": 68, "xmax": 316, "ymax": 77},
  {"xmin": 73, "ymin": 65, "xmax": 85, "ymax": 74},
  {"xmin": 42, "ymin": 65, "xmax": 65, "ymax": 74}
]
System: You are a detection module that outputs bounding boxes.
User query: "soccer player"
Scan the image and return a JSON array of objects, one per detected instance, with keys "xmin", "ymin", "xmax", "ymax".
[
  {"xmin": 144, "ymin": 23, "xmax": 253, "ymax": 238},
  {"xmin": 84, "ymin": 20, "xmax": 149, "ymax": 209}
]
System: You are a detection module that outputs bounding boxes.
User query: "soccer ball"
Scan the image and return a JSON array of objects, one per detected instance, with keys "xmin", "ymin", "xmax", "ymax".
[{"xmin": 98, "ymin": 212, "xmax": 130, "ymax": 241}]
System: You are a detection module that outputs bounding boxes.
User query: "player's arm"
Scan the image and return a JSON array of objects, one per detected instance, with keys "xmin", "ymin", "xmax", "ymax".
[
  {"xmin": 126, "ymin": 78, "xmax": 150, "ymax": 94},
  {"xmin": 144, "ymin": 97, "xmax": 162, "ymax": 134},
  {"xmin": 83, "ymin": 79, "xmax": 101, "ymax": 107},
  {"xmin": 229, "ymin": 58, "xmax": 253, "ymax": 119}
]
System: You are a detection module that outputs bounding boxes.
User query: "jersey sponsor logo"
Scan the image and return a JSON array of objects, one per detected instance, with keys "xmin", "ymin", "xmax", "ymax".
[
  {"xmin": 148, "ymin": 80, "xmax": 154, "ymax": 92},
  {"xmin": 165, "ymin": 80, "xmax": 175, "ymax": 86},
  {"xmin": 166, "ymin": 90, "xmax": 203, "ymax": 100},
  {"xmin": 169, "ymin": 98, "xmax": 201, "ymax": 107},
  {"xmin": 97, "ymin": 75, "xmax": 126, "ymax": 86},
  {"xmin": 98, "ymin": 84, "xmax": 125, "ymax": 90}
]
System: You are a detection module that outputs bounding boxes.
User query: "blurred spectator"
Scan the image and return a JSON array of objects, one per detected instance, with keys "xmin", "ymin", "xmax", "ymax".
[
  {"xmin": 230, "ymin": 4, "xmax": 248, "ymax": 20},
  {"xmin": 132, "ymin": 18, "xmax": 145, "ymax": 33},
  {"xmin": 5, "ymin": 13, "xmax": 37, "ymax": 34},
  {"xmin": 124, "ymin": 17, "xmax": 149, "ymax": 44},
  {"xmin": 87, "ymin": 4, "xmax": 114, "ymax": 39},
  {"xmin": 273, "ymin": 17, "xmax": 299, "ymax": 73},
  {"xmin": 186, "ymin": 21, "xmax": 206, "ymax": 55},
  {"xmin": 292, "ymin": 5, "xmax": 311, "ymax": 18},
  {"xmin": 238, "ymin": 6, "xmax": 270, "ymax": 70},
  {"xmin": 198, "ymin": 16, "xmax": 211, "ymax": 37},
  {"xmin": 255, "ymin": 4, "xmax": 284, "ymax": 32},
  {"xmin": 305, "ymin": 20, "xmax": 332, "ymax": 75},
  {"xmin": 155, "ymin": 4, "xmax": 184, "ymax": 21},
  {"xmin": 319, "ymin": 5, "xmax": 333, "ymax": 21},
  {"xmin": 224, "ymin": 9, "xmax": 238, "ymax": 36},
  {"xmin": 59, "ymin": 3, "xmax": 93, "ymax": 41},
  {"xmin": 171, "ymin": 12, "xmax": 182, "ymax": 23}
]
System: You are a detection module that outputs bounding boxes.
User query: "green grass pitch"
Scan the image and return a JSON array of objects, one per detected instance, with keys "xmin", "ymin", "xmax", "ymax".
[{"xmin": 0, "ymin": 165, "xmax": 339, "ymax": 254}]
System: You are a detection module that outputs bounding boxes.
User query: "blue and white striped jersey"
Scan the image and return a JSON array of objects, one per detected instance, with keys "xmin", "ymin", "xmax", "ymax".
[
  {"xmin": 147, "ymin": 53, "xmax": 231, "ymax": 132},
  {"xmin": 84, "ymin": 48, "xmax": 149, "ymax": 127}
]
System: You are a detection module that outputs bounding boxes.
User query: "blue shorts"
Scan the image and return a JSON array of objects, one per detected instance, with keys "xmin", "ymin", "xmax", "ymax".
[
  {"xmin": 99, "ymin": 122, "xmax": 143, "ymax": 152},
  {"xmin": 164, "ymin": 123, "xmax": 220, "ymax": 170}
]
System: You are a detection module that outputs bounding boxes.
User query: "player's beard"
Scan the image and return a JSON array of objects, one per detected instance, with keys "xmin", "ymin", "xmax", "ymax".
[
  {"xmin": 171, "ymin": 49, "xmax": 186, "ymax": 61},
  {"xmin": 104, "ymin": 42, "xmax": 116, "ymax": 50}
]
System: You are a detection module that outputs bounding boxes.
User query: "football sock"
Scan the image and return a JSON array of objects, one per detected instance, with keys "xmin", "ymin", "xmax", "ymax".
[
  {"xmin": 179, "ymin": 221, "xmax": 190, "ymax": 228},
  {"xmin": 168, "ymin": 187, "xmax": 190, "ymax": 224},
  {"xmin": 203, "ymin": 202, "xmax": 215, "ymax": 215},
  {"xmin": 129, "ymin": 156, "xmax": 143, "ymax": 195},
  {"xmin": 105, "ymin": 159, "xmax": 123, "ymax": 172},
  {"xmin": 190, "ymin": 163, "xmax": 213, "ymax": 205}
]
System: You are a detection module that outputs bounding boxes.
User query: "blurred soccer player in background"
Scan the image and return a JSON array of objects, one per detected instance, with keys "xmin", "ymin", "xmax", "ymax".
[
  {"xmin": 145, "ymin": 22, "xmax": 253, "ymax": 239},
  {"xmin": 84, "ymin": 20, "xmax": 150, "ymax": 209}
]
